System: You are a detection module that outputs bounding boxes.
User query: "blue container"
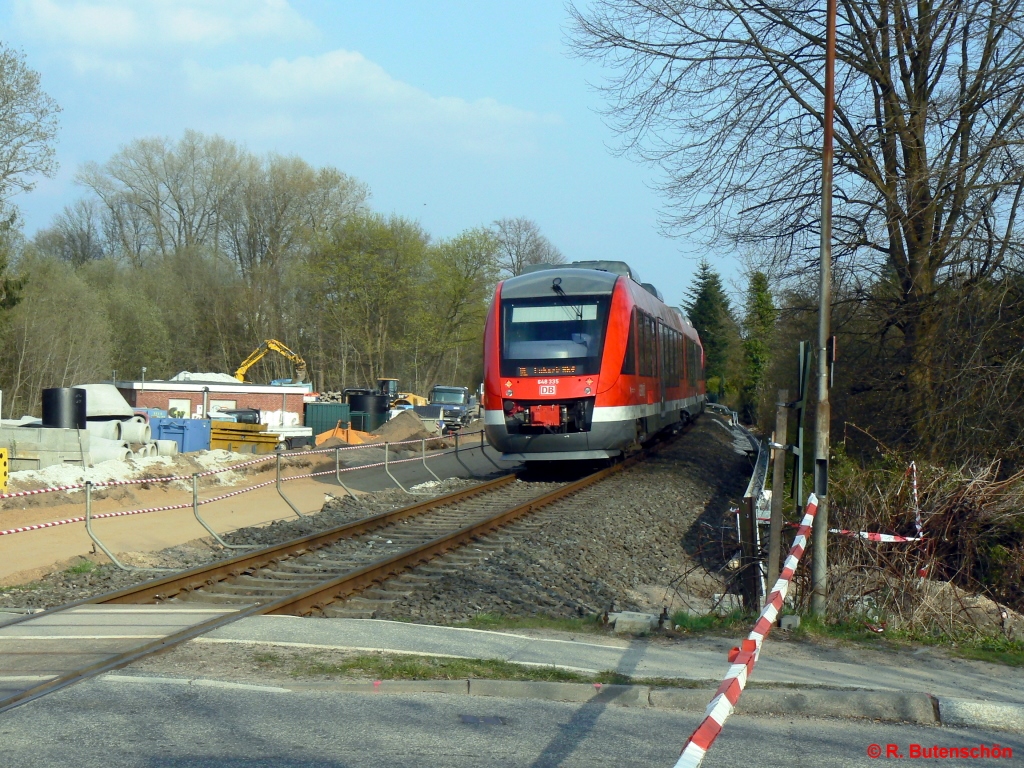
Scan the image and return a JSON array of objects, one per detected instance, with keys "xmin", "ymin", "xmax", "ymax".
[{"xmin": 150, "ymin": 418, "xmax": 211, "ymax": 453}]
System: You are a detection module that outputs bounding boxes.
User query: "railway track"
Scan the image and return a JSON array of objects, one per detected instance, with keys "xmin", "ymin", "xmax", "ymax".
[{"xmin": 0, "ymin": 442, "xmax": 668, "ymax": 715}]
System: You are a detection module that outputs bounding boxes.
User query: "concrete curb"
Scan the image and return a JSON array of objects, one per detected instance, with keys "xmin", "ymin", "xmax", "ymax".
[
  {"xmin": 244, "ymin": 676, "xmax": 1024, "ymax": 732},
  {"xmin": 937, "ymin": 697, "xmax": 1024, "ymax": 733}
]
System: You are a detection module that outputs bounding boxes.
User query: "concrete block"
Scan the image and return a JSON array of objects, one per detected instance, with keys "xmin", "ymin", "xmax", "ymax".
[
  {"xmin": 938, "ymin": 697, "xmax": 1024, "ymax": 732},
  {"xmin": 610, "ymin": 611, "xmax": 658, "ymax": 634},
  {"xmin": 779, "ymin": 615, "xmax": 801, "ymax": 630},
  {"xmin": 0, "ymin": 426, "xmax": 90, "ymax": 471}
]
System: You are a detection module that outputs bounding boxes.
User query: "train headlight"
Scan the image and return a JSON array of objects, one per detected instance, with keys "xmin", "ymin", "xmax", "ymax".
[
  {"xmin": 584, "ymin": 387, "xmax": 591, "ymax": 394},
  {"xmin": 506, "ymin": 389, "xmax": 513, "ymax": 396}
]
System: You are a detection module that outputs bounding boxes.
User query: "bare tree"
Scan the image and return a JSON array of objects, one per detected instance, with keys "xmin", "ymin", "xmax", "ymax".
[
  {"xmin": 33, "ymin": 199, "xmax": 105, "ymax": 266},
  {"xmin": 493, "ymin": 217, "xmax": 564, "ymax": 276},
  {"xmin": 570, "ymin": 0, "xmax": 1024, "ymax": 447},
  {"xmin": 0, "ymin": 43, "xmax": 60, "ymax": 212}
]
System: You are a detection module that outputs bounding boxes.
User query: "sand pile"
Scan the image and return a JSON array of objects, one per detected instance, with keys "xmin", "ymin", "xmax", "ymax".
[{"xmin": 371, "ymin": 410, "xmax": 432, "ymax": 443}]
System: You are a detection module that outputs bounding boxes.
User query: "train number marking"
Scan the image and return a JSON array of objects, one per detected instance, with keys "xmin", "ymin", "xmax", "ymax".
[{"xmin": 539, "ymin": 385, "xmax": 557, "ymax": 395}]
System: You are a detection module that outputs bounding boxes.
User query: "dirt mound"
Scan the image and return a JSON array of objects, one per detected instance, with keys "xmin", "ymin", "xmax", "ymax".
[
  {"xmin": 318, "ymin": 436, "xmax": 351, "ymax": 449},
  {"xmin": 371, "ymin": 410, "xmax": 432, "ymax": 443}
]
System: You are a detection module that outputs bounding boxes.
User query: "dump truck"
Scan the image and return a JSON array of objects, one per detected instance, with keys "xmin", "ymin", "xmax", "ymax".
[{"xmin": 422, "ymin": 385, "xmax": 472, "ymax": 432}]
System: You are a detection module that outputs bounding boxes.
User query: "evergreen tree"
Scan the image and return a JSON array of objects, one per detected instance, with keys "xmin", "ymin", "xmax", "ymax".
[
  {"xmin": 684, "ymin": 258, "xmax": 733, "ymax": 393},
  {"xmin": 740, "ymin": 271, "xmax": 776, "ymax": 423}
]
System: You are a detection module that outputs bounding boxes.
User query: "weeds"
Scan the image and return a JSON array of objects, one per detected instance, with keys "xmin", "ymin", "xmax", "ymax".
[
  {"xmin": 65, "ymin": 561, "xmax": 97, "ymax": 575},
  {"xmin": 791, "ymin": 613, "xmax": 1024, "ymax": 666},
  {"xmin": 671, "ymin": 609, "xmax": 750, "ymax": 635},
  {"xmin": 288, "ymin": 653, "xmax": 586, "ymax": 682}
]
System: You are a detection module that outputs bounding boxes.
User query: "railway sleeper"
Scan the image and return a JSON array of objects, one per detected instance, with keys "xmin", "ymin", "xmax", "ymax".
[
  {"xmin": 232, "ymin": 575, "xmax": 325, "ymax": 589},
  {"xmin": 206, "ymin": 582, "xmax": 311, "ymax": 596},
  {"xmin": 172, "ymin": 592, "xmax": 263, "ymax": 605}
]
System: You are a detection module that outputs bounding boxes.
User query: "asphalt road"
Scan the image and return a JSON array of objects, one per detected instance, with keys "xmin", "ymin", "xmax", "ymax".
[{"xmin": 1, "ymin": 676, "xmax": 1020, "ymax": 767}]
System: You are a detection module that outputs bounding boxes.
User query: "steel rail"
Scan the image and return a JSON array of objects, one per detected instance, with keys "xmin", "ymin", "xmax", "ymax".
[
  {"xmin": 267, "ymin": 451, "xmax": 644, "ymax": 616},
  {"xmin": 0, "ymin": 476, "xmax": 515, "ymax": 714}
]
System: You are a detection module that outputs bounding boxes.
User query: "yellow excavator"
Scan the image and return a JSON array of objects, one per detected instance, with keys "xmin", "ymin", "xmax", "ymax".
[
  {"xmin": 235, "ymin": 340, "xmax": 307, "ymax": 383},
  {"xmin": 377, "ymin": 378, "xmax": 428, "ymax": 407}
]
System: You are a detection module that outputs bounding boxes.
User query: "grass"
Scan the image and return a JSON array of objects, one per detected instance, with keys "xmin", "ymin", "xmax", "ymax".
[
  {"xmin": 249, "ymin": 649, "xmax": 825, "ymax": 689},
  {"xmin": 65, "ymin": 560, "xmax": 97, "ymax": 575},
  {"xmin": 671, "ymin": 608, "xmax": 751, "ymax": 635},
  {"xmin": 790, "ymin": 613, "xmax": 1024, "ymax": 667}
]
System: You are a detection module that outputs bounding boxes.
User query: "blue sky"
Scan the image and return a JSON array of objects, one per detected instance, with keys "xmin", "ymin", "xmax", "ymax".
[{"xmin": 1, "ymin": 0, "xmax": 741, "ymax": 307}]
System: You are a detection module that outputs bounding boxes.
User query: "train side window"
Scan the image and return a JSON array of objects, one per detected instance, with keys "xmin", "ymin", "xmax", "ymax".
[
  {"xmin": 638, "ymin": 312, "xmax": 648, "ymax": 376},
  {"xmin": 622, "ymin": 308, "xmax": 636, "ymax": 374},
  {"xmin": 643, "ymin": 314, "xmax": 655, "ymax": 376}
]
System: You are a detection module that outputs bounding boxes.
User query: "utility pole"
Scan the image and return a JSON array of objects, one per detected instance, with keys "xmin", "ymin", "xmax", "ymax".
[{"xmin": 811, "ymin": 0, "xmax": 836, "ymax": 615}]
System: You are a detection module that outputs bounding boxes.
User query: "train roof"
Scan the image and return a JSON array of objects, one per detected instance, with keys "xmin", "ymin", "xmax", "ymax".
[
  {"xmin": 501, "ymin": 267, "xmax": 620, "ymax": 298},
  {"xmin": 510, "ymin": 260, "xmax": 670, "ymax": 304},
  {"xmin": 521, "ymin": 260, "xmax": 636, "ymax": 279}
]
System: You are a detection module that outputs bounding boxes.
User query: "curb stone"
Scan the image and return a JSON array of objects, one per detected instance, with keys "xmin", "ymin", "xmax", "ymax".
[
  {"xmin": 101, "ymin": 673, "xmax": 1024, "ymax": 733},
  {"xmin": 937, "ymin": 697, "xmax": 1024, "ymax": 732}
]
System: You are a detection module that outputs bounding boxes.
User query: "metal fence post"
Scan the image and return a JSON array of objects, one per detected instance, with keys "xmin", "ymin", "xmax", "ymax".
[
  {"xmin": 334, "ymin": 447, "xmax": 359, "ymax": 501},
  {"xmin": 421, "ymin": 438, "xmax": 441, "ymax": 483},
  {"xmin": 384, "ymin": 442, "xmax": 425, "ymax": 495},
  {"xmin": 479, "ymin": 429, "xmax": 500, "ymax": 469},
  {"xmin": 84, "ymin": 482, "xmax": 171, "ymax": 572},
  {"xmin": 276, "ymin": 451, "xmax": 306, "ymax": 517},
  {"xmin": 453, "ymin": 429, "xmax": 474, "ymax": 476},
  {"xmin": 191, "ymin": 473, "xmax": 250, "ymax": 549}
]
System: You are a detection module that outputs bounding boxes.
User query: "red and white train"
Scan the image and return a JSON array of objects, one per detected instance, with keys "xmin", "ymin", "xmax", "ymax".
[{"xmin": 482, "ymin": 260, "xmax": 706, "ymax": 461}]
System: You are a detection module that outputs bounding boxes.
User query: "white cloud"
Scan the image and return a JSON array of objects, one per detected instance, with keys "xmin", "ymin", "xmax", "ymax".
[
  {"xmin": 183, "ymin": 50, "xmax": 558, "ymax": 156},
  {"xmin": 13, "ymin": 0, "xmax": 315, "ymax": 48}
]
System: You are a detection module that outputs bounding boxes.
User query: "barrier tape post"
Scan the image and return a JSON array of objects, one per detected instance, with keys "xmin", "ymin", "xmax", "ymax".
[
  {"xmin": 384, "ymin": 442, "xmax": 427, "ymax": 495},
  {"xmin": 421, "ymin": 438, "xmax": 442, "ymax": 484},
  {"xmin": 84, "ymin": 482, "xmax": 172, "ymax": 572},
  {"xmin": 191, "ymin": 473, "xmax": 250, "ymax": 550},
  {"xmin": 275, "ymin": 452, "xmax": 306, "ymax": 518},
  {"xmin": 334, "ymin": 447, "xmax": 360, "ymax": 502},
  {"xmin": 675, "ymin": 494, "xmax": 820, "ymax": 768},
  {"xmin": 453, "ymin": 430, "xmax": 474, "ymax": 477},
  {"xmin": 479, "ymin": 429, "xmax": 501, "ymax": 469}
]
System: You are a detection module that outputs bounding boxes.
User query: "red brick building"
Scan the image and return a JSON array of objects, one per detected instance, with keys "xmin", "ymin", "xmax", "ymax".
[{"xmin": 116, "ymin": 379, "xmax": 309, "ymax": 422}]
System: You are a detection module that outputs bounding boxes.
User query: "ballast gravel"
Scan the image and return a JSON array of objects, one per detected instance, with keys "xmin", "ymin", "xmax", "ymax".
[
  {"xmin": 340, "ymin": 418, "xmax": 751, "ymax": 623},
  {"xmin": 0, "ymin": 417, "xmax": 753, "ymax": 623}
]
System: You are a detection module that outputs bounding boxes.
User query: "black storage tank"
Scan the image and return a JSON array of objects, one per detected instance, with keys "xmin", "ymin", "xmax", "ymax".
[
  {"xmin": 345, "ymin": 392, "xmax": 390, "ymax": 433},
  {"xmin": 41, "ymin": 387, "xmax": 87, "ymax": 429}
]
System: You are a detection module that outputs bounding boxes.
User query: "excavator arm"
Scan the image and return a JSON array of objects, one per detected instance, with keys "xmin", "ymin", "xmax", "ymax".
[{"xmin": 234, "ymin": 340, "xmax": 307, "ymax": 383}]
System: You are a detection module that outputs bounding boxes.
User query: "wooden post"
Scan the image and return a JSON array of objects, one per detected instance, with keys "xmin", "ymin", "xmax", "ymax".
[{"xmin": 767, "ymin": 389, "xmax": 789, "ymax": 589}]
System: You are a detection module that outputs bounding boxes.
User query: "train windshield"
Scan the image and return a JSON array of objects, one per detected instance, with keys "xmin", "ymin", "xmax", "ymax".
[{"xmin": 501, "ymin": 296, "xmax": 610, "ymax": 376}]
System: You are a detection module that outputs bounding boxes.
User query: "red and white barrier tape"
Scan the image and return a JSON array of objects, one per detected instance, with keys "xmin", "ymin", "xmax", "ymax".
[
  {"xmin": 0, "ymin": 442, "xmax": 474, "ymax": 537},
  {"xmin": 675, "ymin": 494, "xmax": 819, "ymax": 768},
  {"xmin": 0, "ymin": 430, "xmax": 481, "ymax": 501},
  {"xmin": 829, "ymin": 528, "xmax": 923, "ymax": 543}
]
